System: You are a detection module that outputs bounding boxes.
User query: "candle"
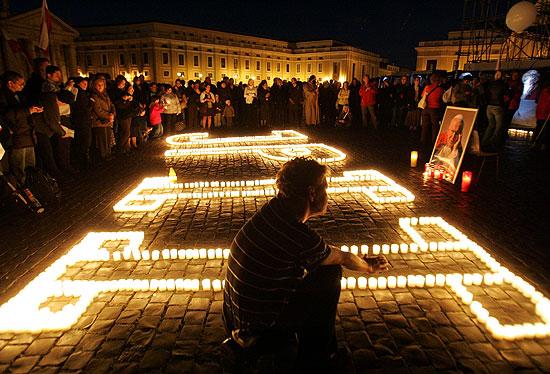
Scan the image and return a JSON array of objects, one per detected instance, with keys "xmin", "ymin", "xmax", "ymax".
[
  {"xmin": 434, "ymin": 169, "xmax": 441, "ymax": 179},
  {"xmin": 410, "ymin": 151, "xmax": 418, "ymax": 167},
  {"xmin": 461, "ymin": 171, "xmax": 473, "ymax": 192}
]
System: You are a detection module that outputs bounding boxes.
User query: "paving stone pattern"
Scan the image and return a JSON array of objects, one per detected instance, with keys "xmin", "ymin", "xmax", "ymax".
[{"xmin": 0, "ymin": 126, "xmax": 549, "ymax": 373}]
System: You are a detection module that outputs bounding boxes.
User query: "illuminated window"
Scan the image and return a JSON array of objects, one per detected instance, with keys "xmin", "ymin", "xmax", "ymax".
[
  {"xmin": 296, "ymin": 64, "xmax": 301, "ymax": 73},
  {"xmin": 245, "ymin": 60, "xmax": 250, "ymax": 70},
  {"xmin": 233, "ymin": 58, "xmax": 238, "ymax": 69},
  {"xmin": 307, "ymin": 63, "xmax": 312, "ymax": 73},
  {"xmin": 256, "ymin": 61, "xmax": 260, "ymax": 70},
  {"xmin": 276, "ymin": 63, "xmax": 281, "ymax": 72},
  {"xmin": 318, "ymin": 63, "xmax": 322, "ymax": 72},
  {"xmin": 266, "ymin": 62, "xmax": 271, "ymax": 71}
]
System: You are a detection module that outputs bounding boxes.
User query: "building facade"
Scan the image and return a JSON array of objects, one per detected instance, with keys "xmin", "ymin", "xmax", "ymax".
[
  {"xmin": 416, "ymin": 30, "xmax": 550, "ymax": 72},
  {"xmin": 75, "ymin": 22, "xmax": 385, "ymax": 84},
  {"xmin": 0, "ymin": 8, "xmax": 79, "ymax": 79}
]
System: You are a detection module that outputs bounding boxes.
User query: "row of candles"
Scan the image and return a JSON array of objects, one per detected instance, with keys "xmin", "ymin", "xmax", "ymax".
[
  {"xmin": 1, "ymin": 224, "xmax": 549, "ymax": 338},
  {"xmin": 164, "ymin": 142, "xmax": 347, "ymax": 163},
  {"xmin": 165, "ymin": 130, "xmax": 307, "ymax": 147},
  {"xmin": 507, "ymin": 128, "xmax": 534, "ymax": 140},
  {"xmin": 113, "ymin": 170, "xmax": 416, "ymax": 212}
]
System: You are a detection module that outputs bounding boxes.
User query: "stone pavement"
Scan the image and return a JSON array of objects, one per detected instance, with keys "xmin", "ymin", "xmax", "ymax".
[{"xmin": 0, "ymin": 125, "xmax": 549, "ymax": 373}]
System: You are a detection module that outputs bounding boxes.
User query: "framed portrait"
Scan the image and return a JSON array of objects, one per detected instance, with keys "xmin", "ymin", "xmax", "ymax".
[{"xmin": 429, "ymin": 106, "xmax": 478, "ymax": 184}]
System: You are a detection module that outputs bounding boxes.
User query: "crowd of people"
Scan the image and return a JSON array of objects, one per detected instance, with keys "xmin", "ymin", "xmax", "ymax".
[{"xmin": 1, "ymin": 56, "xmax": 549, "ymax": 199}]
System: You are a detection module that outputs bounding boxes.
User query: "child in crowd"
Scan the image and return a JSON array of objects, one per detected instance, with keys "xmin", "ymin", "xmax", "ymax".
[
  {"xmin": 223, "ymin": 100, "xmax": 235, "ymax": 128},
  {"xmin": 335, "ymin": 105, "xmax": 352, "ymax": 128},
  {"xmin": 149, "ymin": 96, "xmax": 165, "ymax": 138},
  {"xmin": 214, "ymin": 94, "xmax": 223, "ymax": 128}
]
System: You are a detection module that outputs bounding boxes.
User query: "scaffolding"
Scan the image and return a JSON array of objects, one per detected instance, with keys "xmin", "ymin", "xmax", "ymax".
[{"xmin": 457, "ymin": 0, "xmax": 550, "ymax": 70}]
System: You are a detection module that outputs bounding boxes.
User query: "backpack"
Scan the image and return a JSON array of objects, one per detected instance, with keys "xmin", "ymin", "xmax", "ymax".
[{"xmin": 25, "ymin": 167, "xmax": 61, "ymax": 208}]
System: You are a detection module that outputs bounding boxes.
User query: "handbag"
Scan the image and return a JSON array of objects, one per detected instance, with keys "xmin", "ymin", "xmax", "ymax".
[{"xmin": 418, "ymin": 86, "xmax": 438, "ymax": 110}]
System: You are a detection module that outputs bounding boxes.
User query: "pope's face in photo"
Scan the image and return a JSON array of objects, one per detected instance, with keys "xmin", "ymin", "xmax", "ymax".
[{"xmin": 447, "ymin": 115, "xmax": 463, "ymax": 148}]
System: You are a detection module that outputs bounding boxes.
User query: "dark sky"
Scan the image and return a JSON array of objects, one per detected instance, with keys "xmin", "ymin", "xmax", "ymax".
[{"xmin": 11, "ymin": 0, "xmax": 464, "ymax": 68}]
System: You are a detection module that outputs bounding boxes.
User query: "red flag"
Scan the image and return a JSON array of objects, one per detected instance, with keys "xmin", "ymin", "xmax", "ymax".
[
  {"xmin": 1, "ymin": 30, "xmax": 32, "ymax": 67},
  {"xmin": 38, "ymin": 0, "xmax": 52, "ymax": 52}
]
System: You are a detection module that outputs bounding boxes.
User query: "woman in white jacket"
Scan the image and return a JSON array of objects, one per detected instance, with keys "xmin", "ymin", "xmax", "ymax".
[
  {"xmin": 243, "ymin": 79, "xmax": 258, "ymax": 127},
  {"xmin": 161, "ymin": 86, "xmax": 181, "ymax": 134}
]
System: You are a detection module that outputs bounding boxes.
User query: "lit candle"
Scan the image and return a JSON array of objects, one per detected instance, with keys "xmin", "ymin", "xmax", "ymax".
[
  {"xmin": 410, "ymin": 151, "xmax": 418, "ymax": 167},
  {"xmin": 434, "ymin": 169, "xmax": 441, "ymax": 179},
  {"xmin": 358, "ymin": 277, "xmax": 367, "ymax": 289},
  {"xmin": 461, "ymin": 171, "xmax": 473, "ymax": 192}
]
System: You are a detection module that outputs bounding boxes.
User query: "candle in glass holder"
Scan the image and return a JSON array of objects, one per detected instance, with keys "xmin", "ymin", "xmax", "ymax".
[
  {"xmin": 461, "ymin": 171, "xmax": 473, "ymax": 192},
  {"xmin": 434, "ymin": 169, "xmax": 441, "ymax": 179},
  {"xmin": 410, "ymin": 151, "xmax": 418, "ymax": 167}
]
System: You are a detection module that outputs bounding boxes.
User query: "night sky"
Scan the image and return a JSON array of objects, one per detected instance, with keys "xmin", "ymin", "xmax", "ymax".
[{"xmin": 11, "ymin": 0, "xmax": 464, "ymax": 68}]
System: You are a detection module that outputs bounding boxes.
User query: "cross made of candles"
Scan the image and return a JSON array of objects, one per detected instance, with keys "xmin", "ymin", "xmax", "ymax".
[{"xmin": 113, "ymin": 169, "xmax": 415, "ymax": 212}]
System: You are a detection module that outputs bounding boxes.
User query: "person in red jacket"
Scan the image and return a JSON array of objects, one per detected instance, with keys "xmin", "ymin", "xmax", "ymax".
[
  {"xmin": 534, "ymin": 78, "xmax": 550, "ymax": 150},
  {"xmin": 359, "ymin": 75, "xmax": 377, "ymax": 129},
  {"xmin": 420, "ymin": 73, "xmax": 444, "ymax": 147},
  {"xmin": 149, "ymin": 96, "xmax": 165, "ymax": 139}
]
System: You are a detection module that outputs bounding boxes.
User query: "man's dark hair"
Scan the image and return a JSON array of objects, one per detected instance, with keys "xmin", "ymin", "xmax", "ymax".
[
  {"xmin": 45, "ymin": 65, "xmax": 61, "ymax": 76},
  {"xmin": 1, "ymin": 71, "xmax": 23, "ymax": 85},
  {"xmin": 32, "ymin": 57, "xmax": 49, "ymax": 70},
  {"xmin": 276, "ymin": 157, "xmax": 329, "ymax": 200}
]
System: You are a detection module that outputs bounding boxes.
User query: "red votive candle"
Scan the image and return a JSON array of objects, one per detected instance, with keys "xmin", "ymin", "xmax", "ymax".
[{"xmin": 461, "ymin": 171, "xmax": 473, "ymax": 192}]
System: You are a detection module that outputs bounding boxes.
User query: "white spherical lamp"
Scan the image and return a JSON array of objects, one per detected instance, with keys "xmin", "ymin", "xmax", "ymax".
[{"xmin": 506, "ymin": 1, "xmax": 538, "ymax": 33}]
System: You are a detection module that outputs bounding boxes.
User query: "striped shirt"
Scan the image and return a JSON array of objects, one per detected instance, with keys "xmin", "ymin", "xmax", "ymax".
[{"xmin": 223, "ymin": 197, "xmax": 330, "ymax": 332}]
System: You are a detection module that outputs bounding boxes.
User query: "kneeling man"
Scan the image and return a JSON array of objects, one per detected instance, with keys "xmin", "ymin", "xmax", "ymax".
[{"xmin": 223, "ymin": 157, "xmax": 388, "ymax": 369}]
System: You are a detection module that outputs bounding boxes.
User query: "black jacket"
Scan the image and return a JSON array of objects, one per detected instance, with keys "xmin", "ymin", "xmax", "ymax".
[
  {"xmin": 71, "ymin": 87, "xmax": 93, "ymax": 129},
  {"xmin": 0, "ymin": 88, "xmax": 35, "ymax": 149}
]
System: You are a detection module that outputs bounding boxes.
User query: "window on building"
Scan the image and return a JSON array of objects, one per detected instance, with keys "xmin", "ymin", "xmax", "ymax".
[
  {"xmin": 318, "ymin": 63, "xmax": 322, "ymax": 72},
  {"xmin": 426, "ymin": 59, "xmax": 437, "ymax": 70},
  {"xmin": 233, "ymin": 58, "xmax": 238, "ymax": 69},
  {"xmin": 86, "ymin": 55, "xmax": 92, "ymax": 66},
  {"xmin": 163, "ymin": 70, "xmax": 170, "ymax": 77},
  {"xmin": 194, "ymin": 72, "xmax": 200, "ymax": 77},
  {"xmin": 333, "ymin": 62, "xmax": 339, "ymax": 76},
  {"xmin": 130, "ymin": 53, "xmax": 136, "ymax": 65},
  {"xmin": 266, "ymin": 76, "xmax": 270, "ymax": 80},
  {"xmin": 257, "ymin": 75, "xmax": 261, "ymax": 80},
  {"xmin": 119, "ymin": 54, "xmax": 125, "ymax": 66},
  {"xmin": 245, "ymin": 60, "xmax": 250, "ymax": 70},
  {"xmin": 143, "ymin": 52, "xmax": 149, "ymax": 65},
  {"xmin": 144, "ymin": 71, "xmax": 148, "ymax": 77},
  {"xmin": 178, "ymin": 54, "xmax": 185, "ymax": 66},
  {"xmin": 245, "ymin": 75, "xmax": 249, "ymax": 79},
  {"xmin": 296, "ymin": 64, "xmax": 301, "ymax": 73},
  {"xmin": 207, "ymin": 56, "xmax": 213, "ymax": 68},
  {"xmin": 307, "ymin": 63, "xmax": 311, "ymax": 73},
  {"xmin": 276, "ymin": 63, "xmax": 281, "ymax": 72},
  {"xmin": 267, "ymin": 62, "xmax": 271, "ymax": 71},
  {"xmin": 193, "ymin": 55, "xmax": 199, "ymax": 67},
  {"xmin": 286, "ymin": 63, "xmax": 290, "ymax": 73},
  {"xmin": 162, "ymin": 52, "xmax": 169, "ymax": 65},
  {"xmin": 208, "ymin": 72, "xmax": 213, "ymax": 78},
  {"xmin": 221, "ymin": 57, "xmax": 226, "ymax": 68}
]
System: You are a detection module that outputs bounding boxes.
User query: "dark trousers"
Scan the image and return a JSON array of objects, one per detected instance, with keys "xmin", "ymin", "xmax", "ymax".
[
  {"xmin": 289, "ymin": 103, "xmax": 302, "ymax": 126},
  {"xmin": 276, "ymin": 265, "xmax": 342, "ymax": 369},
  {"xmin": 421, "ymin": 108, "xmax": 442, "ymax": 146},
  {"xmin": 162, "ymin": 113, "xmax": 177, "ymax": 134},
  {"xmin": 118, "ymin": 117, "xmax": 132, "ymax": 152},
  {"xmin": 188, "ymin": 107, "xmax": 199, "ymax": 129},
  {"xmin": 73, "ymin": 126, "xmax": 92, "ymax": 170},
  {"xmin": 35, "ymin": 132, "xmax": 61, "ymax": 178}
]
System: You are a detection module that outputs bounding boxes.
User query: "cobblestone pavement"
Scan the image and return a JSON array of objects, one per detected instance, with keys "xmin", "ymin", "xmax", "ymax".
[{"xmin": 0, "ymin": 125, "xmax": 549, "ymax": 373}]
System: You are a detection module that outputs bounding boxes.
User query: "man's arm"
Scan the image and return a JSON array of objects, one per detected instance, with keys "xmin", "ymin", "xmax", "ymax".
[{"xmin": 321, "ymin": 245, "xmax": 389, "ymax": 273}]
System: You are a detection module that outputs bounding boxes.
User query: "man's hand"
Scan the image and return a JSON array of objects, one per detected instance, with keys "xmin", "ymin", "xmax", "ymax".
[
  {"xmin": 29, "ymin": 106, "xmax": 43, "ymax": 114},
  {"xmin": 362, "ymin": 255, "xmax": 390, "ymax": 273}
]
